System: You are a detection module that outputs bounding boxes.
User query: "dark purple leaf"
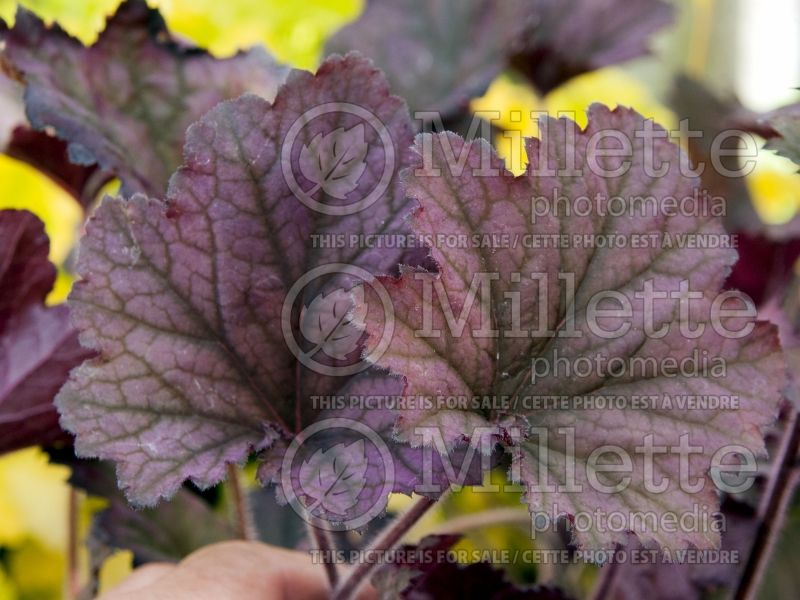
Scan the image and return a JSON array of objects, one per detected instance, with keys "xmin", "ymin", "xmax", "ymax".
[
  {"xmin": 0, "ymin": 73, "xmax": 102, "ymax": 207},
  {"xmin": 49, "ymin": 452, "xmax": 235, "ymax": 565},
  {"xmin": 0, "ymin": 208, "xmax": 55, "ymax": 322},
  {"xmin": 764, "ymin": 104, "xmax": 800, "ymax": 169},
  {"xmin": 6, "ymin": 125, "xmax": 104, "ymax": 208},
  {"xmin": 670, "ymin": 76, "xmax": 761, "ymax": 235},
  {"xmin": 0, "ymin": 0, "xmax": 288, "ymax": 197},
  {"xmin": 373, "ymin": 534, "xmax": 569, "ymax": 600},
  {"xmin": 262, "ymin": 371, "xmax": 496, "ymax": 527},
  {"xmin": 511, "ymin": 0, "xmax": 674, "ymax": 94},
  {"xmin": 326, "ymin": 0, "xmax": 533, "ymax": 116},
  {"xmin": 0, "ymin": 209, "xmax": 93, "ymax": 453},
  {"xmin": 362, "ymin": 106, "xmax": 785, "ymax": 548},
  {"xmin": 56, "ymin": 54, "xmax": 429, "ymax": 507},
  {"xmin": 725, "ymin": 232, "xmax": 800, "ymax": 306}
]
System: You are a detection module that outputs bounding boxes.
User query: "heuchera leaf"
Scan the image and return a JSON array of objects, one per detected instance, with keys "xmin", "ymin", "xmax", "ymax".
[
  {"xmin": 56, "ymin": 53, "xmax": 431, "ymax": 506},
  {"xmin": 670, "ymin": 78, "xmax": 800, "ymax": 302},
  {"xmin": 6, "ymin": 125, "xmax": 103, "ymax": 207},
  {"xmin": 0, "ymin": 209, "xmax": 93, "ymax": 453},
  {"xmin": 299, "ymin": 124, "xmax": 370, "ymax": 199},
  {"xmin": 325, "ymin": 0, "xmax": 533, "ymax": 117},
  {"xmin": 48, "ymin": 451, "xmax": 235, "ymax": 564},
  {"xmin": 0, "ymin": 0, "xmax": 288, "ymax": 197},
  {"xmin": 267, "ymin": 371, "xmax": 491, "ymax": 526},
  {"xmin": 669, "ymin": 76, "xmax": 756, "ymax": 233},
  {"xmin": 0, "ymin": 73, "xmax": 101, "ymax": 206},
  {"xmin": 361, "ymin": 106, "xmax": 785, "ymax": 549},
  {"xmin": 725, "ymin": 232, "xmax": 800, "ymax": 307},
  {"xmin": 764, "ymin": 105, "xmax": 800, "ymax": 169},
  {"xmin": 599, "ymin": 499, "xmax": 759, "ymax": 600},
  {"xmin": 511, "ymin": 0, "xmax": 674, "ymax": 94},
  {"xmin": 670, "ymin": 77, "xmax": 800, "ymax": 239},
  {"xmin": 372, "ymin": 534, "xmax": 568, "ymax": 599},
  {"xmin": 298, "ymin": 438, "xmax": 369, "ymax": 516}
]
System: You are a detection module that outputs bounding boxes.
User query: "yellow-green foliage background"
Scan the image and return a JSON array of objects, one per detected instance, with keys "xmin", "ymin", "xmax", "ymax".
[{"xmin": 0, "ymin": 1, "xmax": 798, "ymax": 598}]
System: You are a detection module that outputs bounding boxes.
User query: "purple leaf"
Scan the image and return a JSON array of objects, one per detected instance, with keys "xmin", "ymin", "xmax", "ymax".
[
  {"xmin": 263, "ymin": 371, "xmax": 495, "ymax": 527},
  {"xmin": 725, "ymin": 232, "xmax": 800, "ymax": 306},
  {"xmin": 598, "ymin": 499, "xmax": 760, "ymax": 600},
  {"xmin": 326, "ymin": 0, "xmax": 533, "ymax": 116},
  {"xmin": 56, "ymin": 54, "xmax": 428, "ymax": 507},
  {"xmin": 0, "ymin": 0, "xmax": 288, "ymax": 196},
  {"xmin": 511, "ymin": 0, "xmax": 674, "ymax": 94},
  {"xmin": 299, "ymin": 124, "xmax": 370, "ymax": 199},
  {"xmin": 298, "ymin": 439, "xmax": 369, "ymax": 516},
  {"xmin": 669, "ymin": 76, "xmax": 761, "ymax": 236},
  {"xmin": 0, "ymin": 208, "xmax": 55, "ymax": 321},
  {"xmin": 300, "ymin": 287, "xmax": 366, "ymax": 361},
  {"xmin": 0, "ymin": 73, "xmax": 102, "ymax": 206},
  {"xmin": 5, "ymin": 126, "xmax": 104, "ymax": 208},
  {"xmin": 0, "ymin": 210, "xmax": 93, "ymax": 453},
  {"xmin": 362, "ymin": 106, "xmax": 785, "ymax": 549},
  {"xmin": 49, "ymin": 451, "xmax": 235, "ymax": 564}
]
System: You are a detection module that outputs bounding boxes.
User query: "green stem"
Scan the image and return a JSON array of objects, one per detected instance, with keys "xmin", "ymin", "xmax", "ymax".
[{"xmin": 332, "ymin": 495, "xmax": 439, "ymax": 600}]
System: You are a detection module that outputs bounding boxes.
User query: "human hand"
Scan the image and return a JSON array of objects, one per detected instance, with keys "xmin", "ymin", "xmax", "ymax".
[{"xmin": 98, "ymin": 541, "xmax": 377, "ymax": 600}]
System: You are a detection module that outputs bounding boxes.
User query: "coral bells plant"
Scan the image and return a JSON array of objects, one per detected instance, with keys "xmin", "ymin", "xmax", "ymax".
[{"xmin": 0, "ymin": 0, "xmax": 799, "ymax": 598}]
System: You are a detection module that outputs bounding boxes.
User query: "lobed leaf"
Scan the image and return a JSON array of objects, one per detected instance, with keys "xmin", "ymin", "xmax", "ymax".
[
  {"xmin": 361, "ymin": 106, "xmax": 785, "ymax": 549},
  {"xmin": 511, "ymin": 0, "xmax": 674, "ymax": 94},
  {"xmin": 56, "ymin": 53, "xmax": 430, "ymax": 506},
  {"xmin": 0, "ymin": 0, "xmax": 288, "ymax": 197},
  {"xmin": 326, "ymin": 0, "xmax": 532, "ymax": 117}
]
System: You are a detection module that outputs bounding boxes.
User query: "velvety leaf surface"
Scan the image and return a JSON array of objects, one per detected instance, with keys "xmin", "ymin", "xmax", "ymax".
[
  {"xmin": 0, "ymin": 0, "xmax": 288, "ymax": 196},
  {"xmin": 56, "ymin": 54, "xmax": 429, "ymax": 506},
  {"xmin": 0, "ymin": 209, "xmax": 92, "ymax": 453},
  {"xmin": 372, "ymin": 534, "xmax": 568, "ymax": 600},
  {"xmin": 511, "ymin": 0, "xmax": 674, "ymax": 94},
  {"xmin": 325, "ymin": 0, "xmax": 532, "ymax": 116},
  {"xmin": 362, "ymin": 106, "xmax": 785, "ymax": 549}
]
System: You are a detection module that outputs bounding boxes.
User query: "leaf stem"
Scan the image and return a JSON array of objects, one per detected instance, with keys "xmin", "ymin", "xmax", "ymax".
[
  {"xmin": 733, "ymin": 407, "xmax": 800, "ymax": 600},
  {"xmin": 66, "ymin": 486, "xmax": 81, "ymax": 600},
  {"xmin": 226, "ymin": 464, "xmax": 257, "ymax": 541},
  {"xmin": 307, "ymin": 519, "xmax": 340, "ymax": 589},
  {"xmin": 332, "ymin": 495, "xmax": 439, "ymax": 600}
]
